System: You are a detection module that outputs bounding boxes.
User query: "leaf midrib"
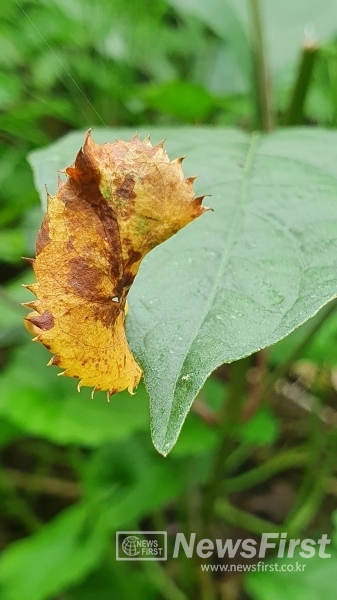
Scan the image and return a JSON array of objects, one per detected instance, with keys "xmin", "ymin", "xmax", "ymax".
[{"xmin": 164, "ymin": 133, "xmax": 261, "ymax": 424}]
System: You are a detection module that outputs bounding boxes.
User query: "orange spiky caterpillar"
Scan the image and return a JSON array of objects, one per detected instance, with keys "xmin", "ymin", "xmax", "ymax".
[{"xmin": 23, "ymin": 131, "xmax": 210, "ymax": 398}]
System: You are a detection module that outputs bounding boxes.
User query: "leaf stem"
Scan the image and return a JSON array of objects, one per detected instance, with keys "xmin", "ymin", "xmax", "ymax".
[
  {"xmin": 284, "ymin": 435, "xmax": 337, "ymax": 535},
  {"xmin": 283, "ymin": 40, "xmax": 319, "ymax": 125},
  {"xmin": 248, "ymin": 0, "xmax": 273, "ymax": 131},
  {"xmin": 0, "ymin": 465, "xmax": 41, "ymax": 532},
  {"xmin": 141, "ymin": 553, "xmax": 188, "ymax": 600},
  {"xmin": 242, "ymin": 348, "xmax": 268, "ymax": 421},
  {"xmin": 215, "ymin": 498, "xmax": 280, "ymax": 535},
  {"xmin": 222, "ymin": 447, "xmax": 308, "ymax": 493},
  {"xmin": 203, "ymin": 357, "xmax": 251, "ymax": 531},
  {"xmin": 6, "ymin": 467, "xmax": 80, "ymax": 500},
  {"xmin": 223, "ymin": 441, "xmax": 254, "ymax": 475}
]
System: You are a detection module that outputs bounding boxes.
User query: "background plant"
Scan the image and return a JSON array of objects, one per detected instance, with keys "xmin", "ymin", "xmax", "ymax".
[{"xmin": 1, "ymin": 1, "xmax": 337, "ymax": 599}]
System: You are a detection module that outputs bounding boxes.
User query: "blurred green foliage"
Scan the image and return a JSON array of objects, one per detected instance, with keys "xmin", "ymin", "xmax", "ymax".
[{"xmin": 1, "ymin": 0, "xmax": 337, "ymax": 599}]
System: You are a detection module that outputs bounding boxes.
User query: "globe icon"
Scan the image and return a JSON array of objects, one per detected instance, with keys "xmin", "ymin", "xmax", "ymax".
[{"xmin": 122, "ymin": 535, "xmax": 140, "ymax": 556}]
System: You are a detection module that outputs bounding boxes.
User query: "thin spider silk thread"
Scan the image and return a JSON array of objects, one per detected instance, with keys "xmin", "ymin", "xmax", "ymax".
[{"xmin": 15, "ymin": 0, "xmax": 107, "ymax": 126}]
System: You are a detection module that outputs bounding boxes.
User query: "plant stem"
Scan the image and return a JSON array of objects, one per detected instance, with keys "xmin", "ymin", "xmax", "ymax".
[
  {"xmin": 285, "ymin": 394, "xmax": 322, "ymax": 514},
  {"xmin": 215, "ymin": 498, "xmax": 280, "ymax": 535},
  {"xmin": 203, "ymin": 357, "xmax": 251, "ymax": 531},
  {"xmin": 283, "ymin": 40, "xmax": 319, "ymax": 125},
  {"xmin": 6, "ymin": 468, "xmax": 80, "ymax": 500},
  {"xmin": 223, "ymin": 441, "xmax": 254, "ymax": 475},
  {"xmin": 198, "ymin": 569, "xmax": 217, "ymax": 600},
  {"xmin": 248, "ymin": 0, "xmax": 273, "ymax": 131},
  {"xmin": 242, "ymin": 348, "xmax": 268, "ymax": 421},
  {"xmin": 284, "ymin": 435, "xmax": 337, "ymax": 535},
  {"xmin": 264, "ymin": 299, "xmax": 337, "ymax": 395},
  {"xmin": 222, "ymin": 447, "xmax": 308, "ymax": 493},
  {"xmin": 0, "ymin": 466, "xmax": 41, "ymax": 532},
  {"xmin": 192, "ymin": 398, "xmax": 218, "ymax": 427},
  {"xmin": 141, "ymin": 554, "xmax": 188, "ymax": 600}
]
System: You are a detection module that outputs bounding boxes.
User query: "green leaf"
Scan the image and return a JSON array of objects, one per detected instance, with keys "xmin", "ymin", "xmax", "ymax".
[
  {"xmin": 0, "ymin": 417, "xmax": 22, "ymax": 449},
  {"xmin": 29, "ymin": 127, "xmax": 337, "ymax": 454},
  {"xmin": 0, "ymin": 272, "xmax": 31, "ymax": 335},
  {"xmin": 167, "ymin": 0, "xmax": 250, "ymax": 86},
  {"xmin": 67, "ymin": 560, "xmax": 156, "ymax": 600},
  {"xmin": 332, "ymin": 509, "xmax": 337, "ymax": 547},
  {"xmin": 182, "ymin": 0, "xmax": 337, "ymax": 75},
  {"xmin": 237, "ymin": 407, "xmax": 279, "ymax": 446},
  {"xmin": 245, "ymin": 549, "xmax": 337, "ymax": 600},
  {"xmin": 170, "ymin": 413, "xmax": 218, "ymax": 456},
  {"xmin": 270, "ymin": 307, "xmax": 337, "ymax": 368},
  {"xmin": 82, "ymin": 437, "xmax": 185, "ymax": 532},
  {"xmin": 141, "ymin": 80, "xmax": 215, "ymax": 121},
  {"xmin": 0, "ymin": 228, "xmax": 26, "ymax": 264},
  {"xmin": 1, "ymin": 274, "xmax": 149, "ymax": 447},
  {"xmin": 254, "ymin": 0, "xmax": 337, "ymax": 74},
  {"xmin": 0, "ymin": 343, "xmax": 149, "ymax": 446},
  {"xmin": 0, "ymin": 437, "xmax": 182, "ymax": 600},
  {"xmin": 217, "ymin": 0, "xmax": 337, "ymax": 74},
  {"xmin": 0, "ymin": 72, "xmax": 22, "ymax": 109},
  {"xmin": 0, "ymin": 502, "xmax": 109, "ymax": 600}
]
